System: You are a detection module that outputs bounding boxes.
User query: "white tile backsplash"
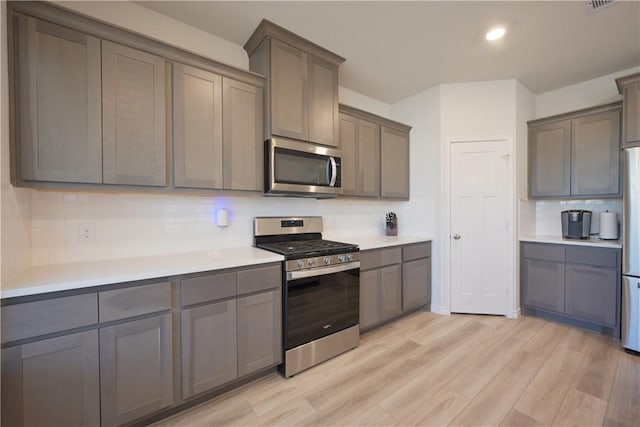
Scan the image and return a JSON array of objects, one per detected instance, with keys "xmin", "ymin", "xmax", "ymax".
[
  {"xmin": 535, "ymin": 199, "xmax": 622, "ymax": 237},
  {"xmin": 29, "ymin": 190, "xmax": 423, "ymax": 265}
]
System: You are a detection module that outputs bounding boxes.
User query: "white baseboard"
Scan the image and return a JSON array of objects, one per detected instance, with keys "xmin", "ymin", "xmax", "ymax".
[
  {"xmin": 507, "ymin": 307, "xmax": 522, "ymax": 319},
  {"xmin": 430, "ymin": 304, "xmax": 451, "ymax": 315}
]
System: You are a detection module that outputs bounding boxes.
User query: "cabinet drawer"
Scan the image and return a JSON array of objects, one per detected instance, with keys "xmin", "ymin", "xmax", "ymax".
[
  {"xmin": 99, "ymin": 282, "xmax": 171, "ymax": 323},
  {"xmin": 181, "ymin": 272, "xmax": 236, "ymax": 307},
  {"xmin": 402, "ymin": 243, "xmax": 431, "ymax": 262},
  {"xmin": 522, "ymin": 243, "xmax": 566, "ymax": 262},
  {"xmin": 2, "ymin": 293, "xmax": 98, "ymax": 343},
  {"xmin": 360, "ymin": 247, "xmax": 402, "ymax": 270},
  {"xmin": 237, "ymin": 264, "xmax": 281, "ymax": 295},
  {"xmin": 566, "ymin": 246, "xmax": 619, "ymax": 269}
]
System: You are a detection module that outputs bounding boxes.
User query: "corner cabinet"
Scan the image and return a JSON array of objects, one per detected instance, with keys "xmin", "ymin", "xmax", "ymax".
[
  {"xmin": 616, "ymin": 72, "xmax": 640, "ymax": 148},
  {"xmin": 528, "ymin": 102, "xmax": 621, "ymax": 198},
  {"xmin": 245, "ymin": 19, "xmax": 344, "ymax": 147},
  {"xmin": 520, "ymin": 242, "xmax": 621, "ymax": 338},
  {"xmin": 338, "ymin": 104, "xmax": 412, "ymax": 200}
]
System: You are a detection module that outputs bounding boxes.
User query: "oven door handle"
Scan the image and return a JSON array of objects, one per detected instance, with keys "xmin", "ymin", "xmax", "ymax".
[{"xmin": 287, "ymin": 261, "xmax": 360, "ymax": 280}]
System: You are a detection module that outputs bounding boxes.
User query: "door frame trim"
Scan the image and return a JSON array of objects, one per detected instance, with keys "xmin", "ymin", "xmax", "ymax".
[{"xmin": 441, "ymin": 136, "xmax": 517, "ymax": 317}]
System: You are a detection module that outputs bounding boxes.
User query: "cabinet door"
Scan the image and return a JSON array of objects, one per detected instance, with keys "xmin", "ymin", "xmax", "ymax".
[
  {"xmin": 522, "ymin": 258, "xmax": 565, "ymax": 313},
  {"xmin": 223, "ymin": 78, "xmax": 264, "ymax": 191},
  {"xmin": 380, "ymin": 264, "xmax": 402, "ymax": 321},
  {"xmin": 173, "ymin": 63, "xmax": 222, "ymax": 189},
  {"xmin": 623, "ymin": 80, "xmax": 640, "ymax": 146},
  {"xmin": 100, "ymin": 314, "xmax": 173, "ymax": 427},
  {"xmin": 359, "ymin": 269, "xmax": 380, "ymax": 329},
  {"xmin": 1, "ymin": 330, "xmax": 100, "ymax": 427},
  {"xmin": 358, "ymin": 119, "xmax": 381, "ymax": 197},
  {"xmin": 308, "ymin": 55, "xmax": 339, "ymax": 146},
  {"xmin": 380, "ymin": 127, "xmax": 410, "ymax": 199},
  {"xmin": 339, "ymin": 113, "xmax": 358, "ymax": 195},
  {"xmin": 402, "ymin": 258, "xmax": 431, "ymax": 312},
  {"xmin": 102, "ymin": 41, "xmax": 166, "ymax": 186},
  {"xmin": 528, "ymin": 120, "xmax": 571, "ymax": 197},
  {"xmin": 182, "ymin": 301, "xmax": 237, "ymax": 399},
  {"xmin": 16, "ymin": 15, "xmax": 102, "ymax": 184},
  {"xmin": 270, "ymin": 39, "xmax": 307, "ymax": 140},
  {"xmin": 237, "ymin": 289, "xmax": 282, "ymax": 377},
  {"xmin": 565, "ymin": 265, "xmax": 618, "ymax": 326},
  {"xmin": 571, "ymin": 110, "xmax": 621, "ymax": 196}
]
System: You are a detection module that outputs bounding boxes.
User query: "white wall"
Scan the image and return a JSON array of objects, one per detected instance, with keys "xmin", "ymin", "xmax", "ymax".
[
  {"xmin": 0, "ymin": 1, "xmax": 32, "ymax": 282},
  {"xmin": 339, "ymin": 87, "xmax": 392, "ymax": 119},
  {"xmin": 535, "ymin": 66, "xmax": 640, "ymax": 118},
  {"xmin": 391, "ymin": 86, "xmax": 441, "ymax": 309}
]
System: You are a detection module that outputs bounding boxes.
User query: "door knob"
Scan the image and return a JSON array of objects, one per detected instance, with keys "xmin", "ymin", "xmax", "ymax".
[{"xmin": 453, "ymin": 234, "xmax": 461, "ymax": 240}]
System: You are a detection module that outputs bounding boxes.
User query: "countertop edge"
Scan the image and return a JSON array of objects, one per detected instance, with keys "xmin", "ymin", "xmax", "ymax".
[{"xmin": 519, "ymin": 235, "xmax": 622, "ymax": 249}]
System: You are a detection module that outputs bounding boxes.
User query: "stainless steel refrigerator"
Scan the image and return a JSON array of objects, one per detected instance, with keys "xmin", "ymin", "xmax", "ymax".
[{"xmin": 622, "ymin": 146, "xmax": 640, "ymax": 353}]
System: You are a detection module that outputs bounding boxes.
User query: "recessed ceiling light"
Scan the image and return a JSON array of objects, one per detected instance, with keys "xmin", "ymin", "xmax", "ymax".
[{"xmin": 485, "ymin": 27, "xmax": 506, "ymax": 41}]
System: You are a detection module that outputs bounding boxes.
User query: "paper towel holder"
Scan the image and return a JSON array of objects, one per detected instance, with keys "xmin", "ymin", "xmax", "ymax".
[{"xmin": 599, "ymin": 210, "xmax": 618, "ymax": 240}]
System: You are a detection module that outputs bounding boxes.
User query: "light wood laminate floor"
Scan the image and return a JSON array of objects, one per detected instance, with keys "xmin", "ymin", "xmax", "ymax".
[{"xmin": 153, "ymin": 312, "xmax": 640, "ymax": 427}]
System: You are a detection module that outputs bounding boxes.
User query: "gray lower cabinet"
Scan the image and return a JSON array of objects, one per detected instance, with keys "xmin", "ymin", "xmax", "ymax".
[
  {"xmin": 616, "ymin": 73, "xmax": 640, "ymax": 147},
  {"xmin": 381, "ymin": 126, "xmax": 410, "ymax": 199},
  {"xmin": 1, "ymin": 330, "xmax": 100, "ymax": 427},
  {"xmin": 402, "ymin": 258, "xmax": 431, "ymax": 312},
  {"xmin": 173, "ymin": 63, "xmax": 223, "ymax": 189},
  {"xmin": 528, "ymin": 103, "xmax": 621, "ymax": 198},
  {"xmin": 182, "ymin": 301, "xmax": 237, "ymax": 399},
  {"xmin": 565, "ymin": 265, "xmax": 618, "ymax": 326},
  {"xmin": 15, "ymin": 14, "xmax": 102, "ymax": 184},
  {"xmin": 360, "ymin": 242, "xmax": 431, "ymax": 331},
  {"xmin": 522, "ymin": 258, "xmax": 565, "ymax": 313},
  {"xmin": 99, "ymin": 313, "xmax": 173, "ymax": 427},
  {"xmin": 237, "ymin": 289, "xmax": 282, "ymax": 376},
  {"xmin": 520, "ymin": 242, "xmax": 621, "ymax": 337},
  {"xmin": 102, "ymin": 41, "xmax": 167, "ymax": 187}
]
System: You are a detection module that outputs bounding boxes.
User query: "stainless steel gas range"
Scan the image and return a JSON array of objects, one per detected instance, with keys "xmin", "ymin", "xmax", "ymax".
[{"xmin": 254, "ymin": 216, "xmax": 360, "ymax": 377}]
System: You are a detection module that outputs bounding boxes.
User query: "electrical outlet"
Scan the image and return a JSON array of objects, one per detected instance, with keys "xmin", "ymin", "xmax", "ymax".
[{"xmin": 78, "ymin": 223, "xmax": 96, "ymax": 243}]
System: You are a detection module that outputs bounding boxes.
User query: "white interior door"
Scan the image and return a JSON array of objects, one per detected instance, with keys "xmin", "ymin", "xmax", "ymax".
[{"xmin": 450, "ymin": 140, "xmax": 511, "ymax": 315}]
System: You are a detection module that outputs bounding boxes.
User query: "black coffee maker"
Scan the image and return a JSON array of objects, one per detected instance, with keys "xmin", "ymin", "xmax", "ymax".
[{"xmin": 561, "ymin": 210, "xmax": 592, "ymax": 239}]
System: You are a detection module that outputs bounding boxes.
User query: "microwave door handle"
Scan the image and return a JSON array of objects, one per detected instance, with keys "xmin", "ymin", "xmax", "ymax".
[{"xmin": 329, "ymin": 157, "xmax": 337, "ymax": 187}]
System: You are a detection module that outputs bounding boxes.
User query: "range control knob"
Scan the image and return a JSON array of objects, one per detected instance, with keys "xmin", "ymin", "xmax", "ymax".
[
  {"xmin": 338, "ymin": 255, "xmax": 346, "ymax": 262},
  {"xmin": 297, "ymin": 260, "xmax": 305, "ymax": 269},
  {"xmin": 308, "ymin": 259, "xmax": 317, "ymax": 267},
  {"xmin": 324, "ymin": 257, "xmax": 331, "ymax": 265},
  {"xmin": 346, "ymin": 254, "xmax": 354, "ymax": 262}
]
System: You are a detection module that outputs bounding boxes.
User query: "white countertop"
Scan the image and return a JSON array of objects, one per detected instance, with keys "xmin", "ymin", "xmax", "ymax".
[
  {"xmin": 327, "ymin": 235, "xmax": 433, "ymax": 251},
  {"xmin": 1, "ymin": 248, "xmax": 284, "ymax": 299},
  {"xmin": 519, "ymin": 235, "xmax": 622, "ymax": 249}
]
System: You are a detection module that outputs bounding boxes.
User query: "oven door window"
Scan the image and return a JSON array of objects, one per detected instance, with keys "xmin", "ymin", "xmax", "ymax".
[
  {"xmin": 274, "ymin": 148, "xmax": 333, "ymax": 187},
  {"xmin": 285, "ymin": 269, "xmax": 359, "ymax": 350}
]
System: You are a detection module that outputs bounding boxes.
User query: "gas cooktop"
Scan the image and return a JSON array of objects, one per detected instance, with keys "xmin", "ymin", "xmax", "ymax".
[{"xmin": 257, "ymin": 239, "xmax": 358, "ymax": 257}]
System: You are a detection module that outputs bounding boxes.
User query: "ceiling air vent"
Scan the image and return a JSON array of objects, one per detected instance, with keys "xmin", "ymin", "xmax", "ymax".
[{"xmin": 588, "ymin": 0, "xmax": 617, "ymax": 11}]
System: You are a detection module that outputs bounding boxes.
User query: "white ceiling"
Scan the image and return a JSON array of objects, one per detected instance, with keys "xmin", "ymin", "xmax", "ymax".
[{"xmin": 136, "ymin": 1, "xmax": 640, "ymax": 104}]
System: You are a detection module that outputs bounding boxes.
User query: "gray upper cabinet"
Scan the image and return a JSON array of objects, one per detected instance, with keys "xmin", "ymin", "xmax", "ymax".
[
  {"xmin": 99, "ymin": 313, "xmax": 173, "ymax": 427},
  {"xmin": 102, "ymin": 41, "xmax": 167, "ymax": 187},
  {"xmin": 237, "ymin": 289, "xmax": 282, "ymax": 377},
  {"xmin": 1, "ymin": 330, "xmax": 100, "ymax": 427},
  {"xmin": 173, "ymin": 63, "xmax": 223, "ymax": 189},
  {"xmin": 269, "ymin": 39, "xmax": 308, "ymax": 141},
  {"xmin": 339, "ymin": 111, "xmax": 381, "ymax": 197},
  {"xmin": 381, "ymin": 126, "xmax": 410, "ymax": 199},
  {"xmin": 308, "ymin": 55, "xmax": 339, "ymax": 146},
  {"xmin": 245, "ymin": 19, "xmax": 344, "ymax": 147},
  {"xmin": 528, "ymin": 120, "xmax": 572, "ymax": 197},
  {"xmin": 528, "ymin": 103, "xmax": 622, "ymax": 199},
  {"xmin": 571, "ymin": 110, "xmax": 620, "ymax": 196},
  {"xmin": 616, "ymin": 72, "xmax": 640, "ymax": 147},
  {"xmin": 182, "ymin": 300, "xmax": 238, "ymax": 399},
  {"xmin": 222, "ymin": 78, "xmax": 264, "ymax": 191},
  {"xmin": 15, "ymin": 15, "xmax": 102, "ymax": 184}
]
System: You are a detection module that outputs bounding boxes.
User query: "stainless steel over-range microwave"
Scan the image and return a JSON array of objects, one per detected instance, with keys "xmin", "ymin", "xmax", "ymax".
[{"xmin": 265, "ymin": 137, "xmax": 342, "ymax": 198}]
